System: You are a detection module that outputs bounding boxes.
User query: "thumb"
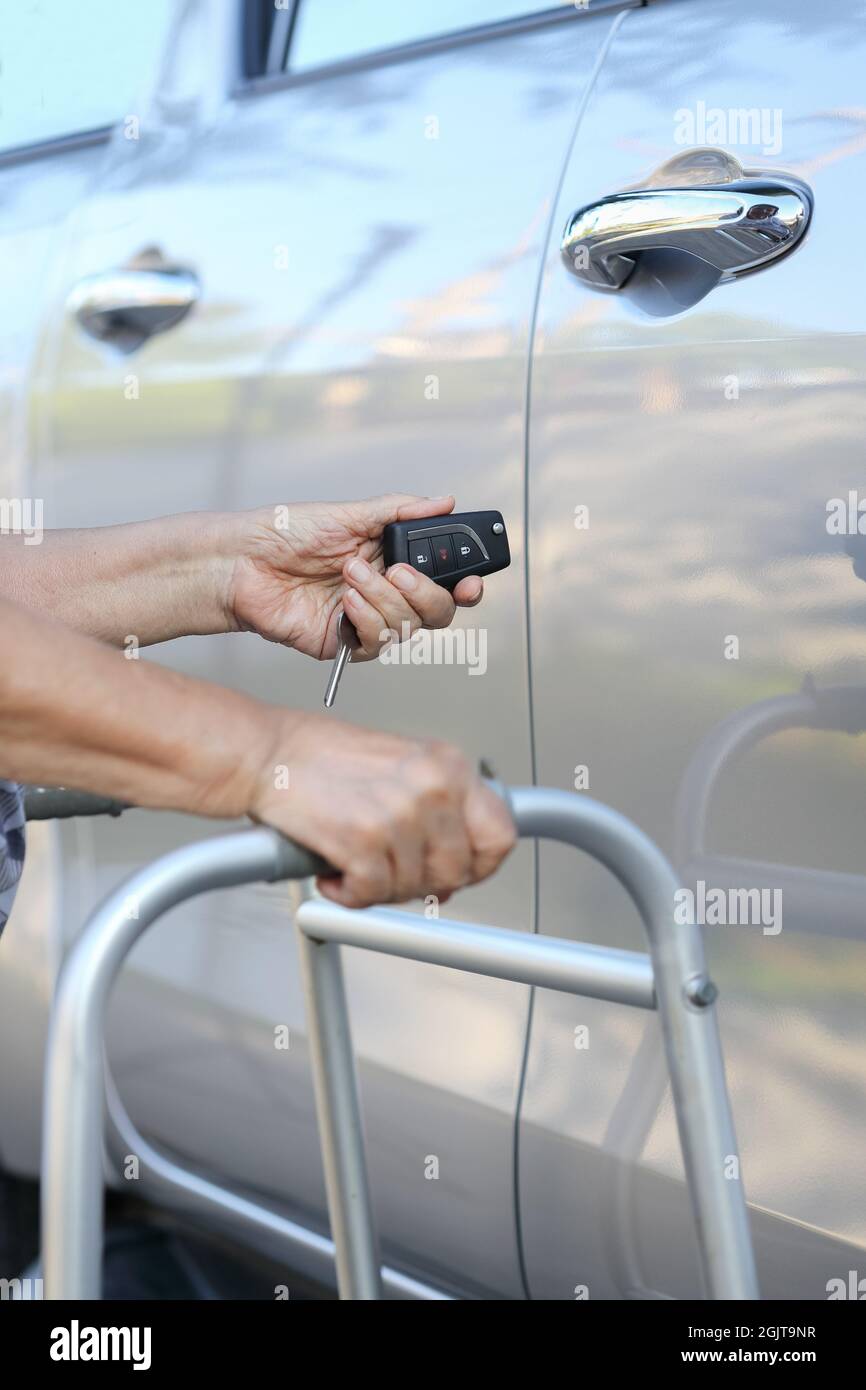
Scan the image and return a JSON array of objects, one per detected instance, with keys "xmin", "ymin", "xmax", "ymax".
[{"xmin": 351, "ymin": 493, "xmax": 455, "ymax": 536}]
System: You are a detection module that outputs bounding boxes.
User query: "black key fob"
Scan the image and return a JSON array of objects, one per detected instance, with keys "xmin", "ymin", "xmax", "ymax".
[{"xmin": 383, "ymin": 510, "xmax": 510, "ymax": 591}]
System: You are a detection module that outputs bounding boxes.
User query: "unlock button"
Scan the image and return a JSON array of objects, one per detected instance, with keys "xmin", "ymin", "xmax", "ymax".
[{"xmin": 410, "ymin": 538, "xmax": 434, "ymax": 572}]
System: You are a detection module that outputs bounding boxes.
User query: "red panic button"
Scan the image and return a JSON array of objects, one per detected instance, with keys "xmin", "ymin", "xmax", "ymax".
[{"xmin": 432, "ymin": 536, "xmax": 455, "ymax": 575}]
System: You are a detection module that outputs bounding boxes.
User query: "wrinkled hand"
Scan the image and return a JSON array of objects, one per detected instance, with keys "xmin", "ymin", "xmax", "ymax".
[
  {"xmin": 225, "ymin": 495, "xmax": 484, "ymax": 660},
  {"xmin": 250, "ymin": 711, "xmax": 517, "ymax": 908}
]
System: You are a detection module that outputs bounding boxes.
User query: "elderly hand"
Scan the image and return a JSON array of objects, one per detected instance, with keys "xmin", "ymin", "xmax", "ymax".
[
  {"xmin": 225, "ymin": 494, "xmax": 484, "ymax": 660},
  {"xmin": 250, "ymin": 710, "xmax": 516, "ymax": 907}
]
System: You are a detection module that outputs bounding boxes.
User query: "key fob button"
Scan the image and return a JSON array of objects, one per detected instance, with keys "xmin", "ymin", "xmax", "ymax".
[
  {"xmin": 383, "ymin": 511, "xmax": 509, "ymax": 588},
  {"xmin": 454, "ymin": 534, "xmax": 484, "ymax": 568},
  {"xmin": 410, "ymin": 538, "xmax": 434, "ymax": 571},
  {"xmin": 432, "ymin": 536, "xmax": 455, "ymax": 575}
]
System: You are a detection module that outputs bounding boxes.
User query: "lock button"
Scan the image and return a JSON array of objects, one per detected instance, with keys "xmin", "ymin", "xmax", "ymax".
[{"xmin": 453, "ymin": 534, "xmax": 484, "ymax": 569}]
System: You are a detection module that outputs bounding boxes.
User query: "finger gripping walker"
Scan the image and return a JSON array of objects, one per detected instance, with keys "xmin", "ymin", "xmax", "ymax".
[{"xmin": 33, "ymin": 782, "xmax": 758, "ymax": 1300}]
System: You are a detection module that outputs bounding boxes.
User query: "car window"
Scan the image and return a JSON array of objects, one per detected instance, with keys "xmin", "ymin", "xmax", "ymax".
[
  {"xmin": 289, "ymin": 1, "xmax": 577, "ymax": 72},
  {"xmin": 0, "ymin": 0, "xmax": 173, "ymax": 155}
]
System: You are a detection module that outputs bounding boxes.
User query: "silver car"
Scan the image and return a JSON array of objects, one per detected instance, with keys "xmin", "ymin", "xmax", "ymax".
[{"xmin": 1, "ymin": 0, "xmax": 864, "ymax": 1300}]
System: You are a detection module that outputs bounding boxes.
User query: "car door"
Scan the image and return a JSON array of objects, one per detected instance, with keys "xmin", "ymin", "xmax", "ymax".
[
  {"xmin": 0, "ymin": 0, "xmax": 175, "ymax": 1174},
  {"xmin": 32, "ymin": 0, "xmax": 639, "ymax": 1296},
  {"xmin": 519, "ymin": 0, "xmax": 866, "ymax": 1298},
  {"xmin": 0, "ymin": 0, "xmax": 172, "ymax": 556}
]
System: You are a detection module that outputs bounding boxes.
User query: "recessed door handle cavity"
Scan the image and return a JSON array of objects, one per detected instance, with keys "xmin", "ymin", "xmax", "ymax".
[
  {"xmin": 67, "ymin": 250, "xmax": 200, "ymax": 353},
  {"xmin": 562, "ymin": 163, "xmax": 811, "ymax": 294}
]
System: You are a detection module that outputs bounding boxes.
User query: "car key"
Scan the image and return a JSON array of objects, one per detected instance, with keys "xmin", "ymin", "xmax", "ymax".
[
  {"xmin": 323, "ymin": 610, "xmax": 361, "ymax": 708},
  {"xmin": 325, "ymin": 510, "xmax": 510, "ymax": 707},
  {"xmin": 382, "ymin": 509, "xmax": 510, "ymax": 590}
]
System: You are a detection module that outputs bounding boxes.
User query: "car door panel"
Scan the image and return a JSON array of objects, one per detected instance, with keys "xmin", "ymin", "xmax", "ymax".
[
  {"xmin": 521, "ymin": 0, "xmax": 866, "ymax": 1299},
  {"xmin": 0, "ymin": 1, "xmax": 175, "ymax": 1175},
  {"xmin": 33, "ymin": 0, "xmax": 632, "ymax": 1294}
]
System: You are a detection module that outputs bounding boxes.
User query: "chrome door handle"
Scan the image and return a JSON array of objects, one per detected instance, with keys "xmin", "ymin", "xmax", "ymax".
[
  {"xmin": 562, "ymin": 173, "xmax": 811, "ymax": 292},
  {"xmin": 67, "ymin": 254, "xmax": 199, "ymax": 353}
]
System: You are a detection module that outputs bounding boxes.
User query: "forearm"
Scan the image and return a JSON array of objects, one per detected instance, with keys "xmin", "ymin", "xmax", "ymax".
[
  {"xmin": 0, "ymin": 595, "xmax": 517, "ymax": 910},
  {"xmin": 0, "ymin": 596, "xmax": 285, "ymax": 819},
  {"xmin": 0, "ymin": 512, "xmax": 238, "ymax": 647}
]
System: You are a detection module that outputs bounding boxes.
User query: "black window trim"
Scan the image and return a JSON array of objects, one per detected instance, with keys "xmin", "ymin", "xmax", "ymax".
[
  {"xmin": 235, "ymin": 0, "xmax": 643, "ymax": 99},
  {"xmin": 0, "ymin": 124, "xmax": 112, "ymax": 172},
  {"xmin": 0, "ymin": 1, "xmax": 643, "ymax": 161},
  {"xmin": 0, "ymin": 0, "xmax": 180, "ymax": 168}
]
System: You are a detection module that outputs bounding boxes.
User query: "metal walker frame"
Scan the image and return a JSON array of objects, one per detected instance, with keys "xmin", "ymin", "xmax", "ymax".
[{"xmin": 33, "ymin": 783, "xmax": 759, "ymax": 1300}]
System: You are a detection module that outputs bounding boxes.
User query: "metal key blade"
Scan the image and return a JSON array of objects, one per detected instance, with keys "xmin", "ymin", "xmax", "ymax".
[
  {"xmin": 323, "ymin": 643, "xmax": 350, "ymax": 709},
  {"xmin": 323, "ymin": 612, "xmax": 360, "ymax": 708}
]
